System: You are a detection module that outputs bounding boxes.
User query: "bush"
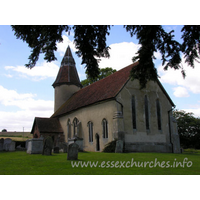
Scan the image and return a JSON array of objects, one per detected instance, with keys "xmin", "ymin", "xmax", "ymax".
[{"xmin": 102, "ymin": 140, "xmax": 117, "ymax": 152}]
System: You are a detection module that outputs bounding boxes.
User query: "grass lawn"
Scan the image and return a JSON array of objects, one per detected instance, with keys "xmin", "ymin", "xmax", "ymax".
[{"xmin": 0, "ymin": 150, "xmax": 200, "ymax": 175}]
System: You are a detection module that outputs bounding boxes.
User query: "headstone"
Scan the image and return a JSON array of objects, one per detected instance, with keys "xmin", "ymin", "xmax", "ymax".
[
  {"xmin": 63, "ymin": 142, "xmax": 68, "ymax": 153},
  {"xmin": 42, "ymin": 136, "xmax": 53, "ymax": 155},
  {"xmin": 115, "ymin": 140, "xmax": 124, "ymax": 153},
  {"xmin": 3, "ymin": 138, "xmax": 12, "ymax": 151},
  {"xmin": 53, "ymin": 146, "xmax": 59, "ymax": 153},
  {"xmin": 0, "ymin": 138, "xmax": 4, "ymax": 151},
  {"xmin": 25, "ymin": 139, "xmax": 30, "ymax": 149},
  {"xmin": 9, "ymin": 141, "xmax": 15, "ymax": 151},
  {"xmin": 67, "ymin": 143, "xmax": 79, "ymax": 160},
  {"xmin": 27, "ymin": 138, "xmax": 44, "ymax": 154},
  {"xmin": 68, "ymin": 137, "xmax": 83, "ymax": 151}
]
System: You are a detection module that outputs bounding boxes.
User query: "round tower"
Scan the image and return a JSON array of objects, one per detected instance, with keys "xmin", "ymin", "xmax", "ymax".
[{"xmin": 52, "ymin": 46, "xmax": 82, "ymax": 112}]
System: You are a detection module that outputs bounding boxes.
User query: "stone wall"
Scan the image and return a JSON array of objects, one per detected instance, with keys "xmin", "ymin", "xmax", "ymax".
[
  {"xmin": 125, "ymin": 142, "xmax": 172, "ymax": 153},
  {"xmin": 59, "ymin": 100, "xmax": 116, "ymax": 152}
]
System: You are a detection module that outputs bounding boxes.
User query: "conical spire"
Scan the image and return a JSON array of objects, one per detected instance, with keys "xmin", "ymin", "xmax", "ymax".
[
  {"xmin": 52, "ymin": 46, "xmax": 82, "ymax": 88},
  {"xmin": 61, "ymin": 46, "xmax": 75, "ymax": 67}
]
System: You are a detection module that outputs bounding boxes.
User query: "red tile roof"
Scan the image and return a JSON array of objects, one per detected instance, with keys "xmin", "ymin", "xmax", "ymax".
[
  {"xmin": 31, "ymin": 117, "xmax": 63, "ymax": 134},
  {"xmin": 51, "ymin": 62, "xmax": 139, "ymax": 118}
]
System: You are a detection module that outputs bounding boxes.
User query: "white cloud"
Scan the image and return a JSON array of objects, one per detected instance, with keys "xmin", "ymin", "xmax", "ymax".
[
  {"xmin": 98, "ymin": 42, "xmax": 140, "ymax": 70},
  {"xmin": 5, "ymin": 61, "xmax": 59, "ymax": 81},
  {"xmin": 0, "ymin": 85, "xmax": 53, "ymax": 111},
  {"xmin": 158, "ymin": 57, "xmax": 200, "ymax": 94},
  {"xmin": 56, "ymin": 34, "xmax": 76, "ymax": 56},
  {"xmin": 0, "ymin": 110, "xmax": 53, "ymax": 132},
  {"xmin": 173, "ymin": 87, "xmax": 189, "ymax": 97},
  {"xmin": 4, "ymin": 74, "xmax": 13, "ymax": 78},
  {"xmin": 183, "ymin": 108, "xmax": 200, "ymax": 118},
  {"xmin": 0, "ymin": 85, "xmax": 54, "ymax": 131}
]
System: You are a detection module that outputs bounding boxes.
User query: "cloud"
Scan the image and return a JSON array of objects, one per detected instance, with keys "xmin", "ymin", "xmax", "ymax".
[
  {"xmin": 183, "ymin": 108, "xmax": 200, "ymax": 118},
  {"xmin": 5, "ymin": 61, "xmax": 59, "ymax": 81},
  {"xmin": 98, "ymin": 42, "xmax": 140, "ymax": 70},
  {"xmin": 56, "ymin": 34, "xmax": 76, "ymax": 56},
  {"xmin": 173, "ymin": 87, "xmax": 189, "ymax": 97},
  {"xmin": 0, "ymin": 110, "xmax": 53, "ymax": 132},
  {"xmin": 0, "ymin": 85, "xmax": 53, "ymax": 111},
  {"xmin": 0, "ymin": 85, "xmax": 54, "ymax": 131},
  {"xmin": 158, "ymin": 57, "xmax": 200, "ymax": 94}
]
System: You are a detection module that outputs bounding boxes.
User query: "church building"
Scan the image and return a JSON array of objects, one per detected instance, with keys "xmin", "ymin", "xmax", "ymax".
[{"xmin": 31, "ymin": 46, "xmax": 181, "ymax": 153}]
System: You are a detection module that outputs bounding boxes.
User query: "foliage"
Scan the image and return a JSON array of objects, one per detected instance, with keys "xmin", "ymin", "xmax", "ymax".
[
  {"xmin": 81, "ymin": 67, "xmax": 117, "ymax": 87},
  {"xmin": 173, "ymin": 110, "xmax": 200, "ymax": 149},
  {"xmin": 1, "ymin": 129, "xmax": 7, "ymax": 132},
  {"xmin": 102, "ymin": 139, "xmax": 117, "ymax": 152},
  {"xmin": 11, "ymin": 25, "xmax": 200, "ymax": 88}
]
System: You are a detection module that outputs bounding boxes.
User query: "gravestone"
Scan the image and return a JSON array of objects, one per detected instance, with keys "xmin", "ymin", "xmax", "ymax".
[
  {"xmin": 63, "ymin": 142, "xmax": 68, "ymax": 153},
  {"xmin": 115, "ymin": 140, "xmax": 124, "ymax": 153},
  {"xmin": 3, "ymin": 138, "xmax": 12, "ymax": 151},
  {"xmin": 0, "ymin": 138, "xmax": 4, "ymax": 151},
  {"xmin": 9, "ymin": 141, "xmax": 16, "ymax": 151},
  {"xmin": 42, "ymin": 136, "xmax": 53, "ymax": 155},
  {"xmin": 25, "ymin": 139, "xmax": 30, "ymax": 149},
  {"xmin": 67, "ymin": 143, "xmax": 79, "ymax": 160},
  {"xmin": 53, "ymin": 146, "xmax": 59, "ymax": 153},
  {"xmin": 27, "ymin": 138, "xmax": 44, "ymax": 154},
  {"xmin": 68, "ymin": 137, "xmax": 83, "ymax": 151}
]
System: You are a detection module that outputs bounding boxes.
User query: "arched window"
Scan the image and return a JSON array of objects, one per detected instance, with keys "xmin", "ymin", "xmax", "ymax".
[
  {"xmin": 145, "ymin": 95, "xmax": 150, "ymax": 130},
  {"xmin": 102, "ymin": 119, "xmax": 108, "ymax": 138},
  {"xmin": 73, "ymin": 118, "xmax": 79, "ymax": 137},
  {"xmin": 132, "ymin": 96, "xmax": 137, "ymax": 129},
  {"xmin": 67, "ymin": 119, "xmax": 71, "ymax": 138},
  {"xmin": 88, "ymin": 121, "xmax": 93, "ymax": 142},
  {"xmin": 156, "ymin": 99, "xmax": 162, "ymax": 130}
]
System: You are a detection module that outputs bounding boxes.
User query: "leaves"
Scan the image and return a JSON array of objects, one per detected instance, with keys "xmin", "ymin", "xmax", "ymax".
[
  {"xmin": 73, "ymin": 25, "xmax": 111, "ymax": 79},
  {"xmin": 181, "ymin": 25, "xmax": 200, "ymax": 68},
  {"xmin": 11, "ymin": 25, "xmax": 200, "ymax": 88},
  {"xmin": 81, "ymin": 67, "xmax": 117, "ymax": 87},
  {"xmin": 11, "ymin": 25, "xmax": 70, "ymax": 68},
  {"xmin": 173, "ymin": 110, "xmax": 200, "ymax": 149}
]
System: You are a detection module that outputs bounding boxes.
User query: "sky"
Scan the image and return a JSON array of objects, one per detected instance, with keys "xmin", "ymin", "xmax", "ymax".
[{"xmin": 0, "ymin": 25, "xmax": 200, "ymax": 132}]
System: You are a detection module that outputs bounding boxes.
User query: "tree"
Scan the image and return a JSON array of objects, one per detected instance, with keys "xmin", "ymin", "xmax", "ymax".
[
  {"xmin": 11, "ymin": 25, "xmax": 200, "ymax": 88},
  {"xmin": 81, "ymin": 67, "xmax": 117, "ymax": 87},
  {"xmin": 173, "ymin": 110, "xmax": 200, "ymax": 149},
  {"xmin": 1, "ymin": 129, "xmax": 7, "ymax": 132}
]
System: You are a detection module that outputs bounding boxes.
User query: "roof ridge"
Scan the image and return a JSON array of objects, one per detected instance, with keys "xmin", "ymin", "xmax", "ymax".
[{"xmin": 80, "ymin": 62, "xmax": 138, "ymax": 90}]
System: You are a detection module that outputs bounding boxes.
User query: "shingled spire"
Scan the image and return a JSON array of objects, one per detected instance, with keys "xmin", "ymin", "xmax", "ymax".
[
  {"xmin": 52, "ymin": 46, "xmax": 82, "ymax": 88},
  {"xmin": 52, "ymin": 45, "xmax": 82, "ymax": 112}
]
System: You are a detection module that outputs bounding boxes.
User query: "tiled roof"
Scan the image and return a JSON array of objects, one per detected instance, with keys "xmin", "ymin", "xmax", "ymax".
[
  {"xmin": 51, "ymin": 62, "xmax": 139, "ymax": 118},
  {"xmin": 31, "ymin": 117, "xmax": 63, "ymax": 134},
  {"xmin": 52, "ymin": 46, "xmax": 82, "ymax": 88}
]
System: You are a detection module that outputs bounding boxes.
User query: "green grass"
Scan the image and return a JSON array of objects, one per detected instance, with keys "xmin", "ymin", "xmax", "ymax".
[{"xmin": 0, "ymin": 150, "xmax": 200, "ymax": 175}]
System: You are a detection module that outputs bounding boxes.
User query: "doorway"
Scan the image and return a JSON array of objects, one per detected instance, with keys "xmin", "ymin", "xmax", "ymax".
[{"xmin": 96, "ymin": 133, "xmax": 100, "ymax": 151}]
